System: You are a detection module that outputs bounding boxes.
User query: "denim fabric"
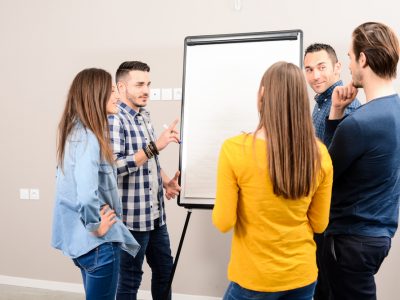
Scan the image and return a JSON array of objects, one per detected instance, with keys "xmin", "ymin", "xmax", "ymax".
[
  {"xmin": 223, "ymin": 281, "xmax": 317, "ymax": 300},
  {"xmin": 73, "ymin": 242, "xmax": 120, "ymax": 300},
  {"xmin": 52, "ymin": 121, "xmax": 140, "ymax": 259},
  {"xmin": 117, "ymin": 224, "xmax": 173, "ymax": 300},
  {"xmin": 323, "ymin": 235, "xmax": 391, "ymax": 300},
  {"xmin": 312, "ymin": 80, "xmax": 360, "ymax": 146}
]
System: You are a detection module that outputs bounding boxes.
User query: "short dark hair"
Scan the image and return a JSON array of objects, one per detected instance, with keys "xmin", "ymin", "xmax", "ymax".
[
  {"xmin": 116, "ymin": 61, "xmax": 150, "ymax": 83},
  {"xmin": 304, "ymin": 43, "xmax": 338, "ymax": 64},
  {"xmin": 352, "ymin": 22, "xmax": 399, "ymax": 79}
]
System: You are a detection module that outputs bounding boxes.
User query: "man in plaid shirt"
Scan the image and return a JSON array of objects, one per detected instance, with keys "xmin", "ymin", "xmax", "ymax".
[
  {"xmin": 108, "ymin": 61, "xmax": 181, "ymax": 300},
  {"xmin": 304, "ymin": 43, "xmax": 361, "ymax": 300}
]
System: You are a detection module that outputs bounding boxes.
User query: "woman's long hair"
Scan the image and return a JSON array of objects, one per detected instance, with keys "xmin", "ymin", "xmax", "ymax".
[
  {"xmin": 256, "ymin": 61, "xmax": 320, "ymax": 199},
  {"xmin": 57, "ymin": 68, "xmax": 114, "ymax": 167}
]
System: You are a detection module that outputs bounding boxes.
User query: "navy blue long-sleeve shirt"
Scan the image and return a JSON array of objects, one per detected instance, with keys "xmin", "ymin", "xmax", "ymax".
[{"xmin": 325, "ymin": 94, "xmax": 400, "ymax": 238}]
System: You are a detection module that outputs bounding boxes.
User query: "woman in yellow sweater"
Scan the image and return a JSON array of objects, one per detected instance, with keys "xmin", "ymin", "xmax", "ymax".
[{"xmin": 212, "ymin": 61, "xmax": 333, "ymax": 300}]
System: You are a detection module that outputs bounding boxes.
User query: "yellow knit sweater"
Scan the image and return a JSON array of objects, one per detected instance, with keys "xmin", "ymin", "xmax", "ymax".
[{"xmin": 212, "ymin": 134, "xmax": 333, "ymax": 292}]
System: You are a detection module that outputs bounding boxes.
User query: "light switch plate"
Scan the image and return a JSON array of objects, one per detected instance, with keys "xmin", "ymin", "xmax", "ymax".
[
  {"xmin": 30, "ymin": 189, "xmax": 40, "ymax": 200},
  {"xmin": 173, "ymin": 88, "xmax": 182, "ymax": 100},
  {"xmin": 20, "ymin": 188, "xmax": 29, "ymax": 200},
  {"xmin": 150, "ymin": 88, "xmax": 161, "ymax": 100},
  {"xmin": 161, "ymin": 88, "xmax": 173, "ymax": 101}
]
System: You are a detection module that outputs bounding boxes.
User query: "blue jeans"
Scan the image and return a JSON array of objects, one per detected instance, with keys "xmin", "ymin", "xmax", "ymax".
[
  {"xmin": 73, "ymin": 242, "xmax": 120, "ymax": 300},
  {"xmin": 117, "ymin": 224, "xmax": 173, "ymax": 300},
  {"xmin": 223, "ymin": 281, "xmax": 317, "ymax": 300}
]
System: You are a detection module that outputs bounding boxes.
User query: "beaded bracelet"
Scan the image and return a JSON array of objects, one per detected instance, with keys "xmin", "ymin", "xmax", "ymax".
[
  {"xmin": 149, "ymin": 141, "xmax": 159, "ymax": 155},
  {"xmin": 143, "ymin": 145, "xmax": 154, "ymax": 159}
]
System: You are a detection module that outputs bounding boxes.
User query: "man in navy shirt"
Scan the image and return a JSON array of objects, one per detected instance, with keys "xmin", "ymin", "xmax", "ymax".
[
  {"xmin": 323, "ymin": 22, "xmax": 400, "ymax": 300},
  {"xmin": 304, "ymin": 43, "xmax": 360, "ymax": 300}
]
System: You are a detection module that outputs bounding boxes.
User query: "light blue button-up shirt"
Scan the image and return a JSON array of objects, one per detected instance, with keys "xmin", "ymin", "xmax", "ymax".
[
  {"xmin": 312, "ymin": 80, "xmax": 361, "ymax": 146},
  {"xmin": 51, "ymin": 121, "xmax": 140, "ymax": 259}
]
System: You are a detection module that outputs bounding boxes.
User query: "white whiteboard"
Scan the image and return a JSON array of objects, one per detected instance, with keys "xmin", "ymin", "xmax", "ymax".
[{"xmin": 178, "ymin": 30, "xmax": 303, "ymax": 208}]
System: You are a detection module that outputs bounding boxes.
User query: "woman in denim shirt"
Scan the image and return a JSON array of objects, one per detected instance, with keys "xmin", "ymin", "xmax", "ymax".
[{"xmin": 52, "ymin": 68, "xmax": 140, "ymax": 300}]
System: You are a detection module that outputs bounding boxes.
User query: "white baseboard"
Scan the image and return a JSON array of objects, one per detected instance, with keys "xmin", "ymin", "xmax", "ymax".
[
  {"xmin": 0, "ymin": 275, "xmax": 84, "ymax": 293},
  {"xmin": 0, "ymin": 275, "xmax": 220, "ymax": 300}
]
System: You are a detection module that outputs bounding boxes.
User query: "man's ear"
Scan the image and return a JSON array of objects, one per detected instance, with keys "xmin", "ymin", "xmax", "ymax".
[
  {"xmin": 359, "ymin": 52, "xmax": 367, "ymax": 68},
  {"xmin": 334, "ymin": 61, "xmax": 342, "ymax": 76},
  {"xmin": 117, "ymin": 81, "xmax": 124, "ymax": 91}
]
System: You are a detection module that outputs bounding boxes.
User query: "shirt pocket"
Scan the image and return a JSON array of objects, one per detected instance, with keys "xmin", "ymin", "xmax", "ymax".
[{"xmin": 98, "ymin": 163, "xmax": 117, "ymax": 191}]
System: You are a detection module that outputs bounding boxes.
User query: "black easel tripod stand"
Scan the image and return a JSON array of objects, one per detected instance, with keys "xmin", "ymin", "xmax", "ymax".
[{"xmin": 162, "ymin": 209, "xmax": 192, "ymax": 299}]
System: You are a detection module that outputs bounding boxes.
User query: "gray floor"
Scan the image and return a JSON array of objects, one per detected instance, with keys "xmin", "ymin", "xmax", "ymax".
[{"xmin": 0, "ymin": 285, "xmax": 84, "ymax": 300}]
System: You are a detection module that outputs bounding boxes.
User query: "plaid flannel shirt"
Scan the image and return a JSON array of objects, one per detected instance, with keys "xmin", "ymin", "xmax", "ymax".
[
  {"xmin": 108, "ymin": 101, "xmax": 165, "ymax": 231},
  {"xmin": 312, "ymin": 80, "xmax": 361, "ymax": 146}
]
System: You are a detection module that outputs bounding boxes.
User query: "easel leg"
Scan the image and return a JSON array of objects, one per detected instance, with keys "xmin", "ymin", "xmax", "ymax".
[{"xmin": 163, "ymin": 209, "xmax": 192, "ymax": 299}]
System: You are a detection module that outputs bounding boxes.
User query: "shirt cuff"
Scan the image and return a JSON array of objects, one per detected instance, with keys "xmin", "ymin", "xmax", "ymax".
[
  {"xmin": 324, "ymin": 117, "xmax": 344, "ymax": 146},
  {"xmin": 325, "ymin": 118, "xmax": 342, "ymax": 132},
  {"xmin": 82, "ymin": 219, "xmax": 101, "ymax": 232},
  {"xmin": 116, "ymin": 154, "xmax": 139, "ymax": 176}
]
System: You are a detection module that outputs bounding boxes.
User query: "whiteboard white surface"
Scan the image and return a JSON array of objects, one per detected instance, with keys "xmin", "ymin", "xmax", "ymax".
[{"xmin": 179, "ymin": 31, "xmax": 303, "ymax": 208}]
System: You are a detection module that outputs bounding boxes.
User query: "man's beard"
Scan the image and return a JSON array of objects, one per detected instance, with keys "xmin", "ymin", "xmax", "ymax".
[
  {"xmin": 352, "ymin": 78, "xmax": 363, "ymax": 89},
  {"xmin": 352, "ymin": 72, "xmax": 363, "ymax": 88},
  {"xmin": 128, "ymin": 96, "xmax": 146, "ymax": 108}
]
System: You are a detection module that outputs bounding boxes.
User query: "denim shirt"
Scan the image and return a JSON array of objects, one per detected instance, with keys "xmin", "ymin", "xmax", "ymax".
[
  {"xmin": 312, "ymin": 80, "xmax": 361, "ymax": 146},
  {"xmin": 51, "ymin": 121, "xmax": 140, "ymax": 259}
]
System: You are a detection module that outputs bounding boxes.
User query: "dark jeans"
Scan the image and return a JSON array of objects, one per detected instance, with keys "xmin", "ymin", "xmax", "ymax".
[
  {"xmin": 323, "ymin": 235, "xmax": 391, "ymax": 300},
  {"xmin": 73, "ymin": 242, "xmax": 120, "ymax": 300},
  {"xmin": 313, "ymin": 233, "xmax": 332, "ymax": 300},
  {"xmin": 223, "ymin": 281, "xmax": 317, "ymax": 300},
  {"xmin": 116, "ymin": 224, "xmax": 173, "ymax": 300}
]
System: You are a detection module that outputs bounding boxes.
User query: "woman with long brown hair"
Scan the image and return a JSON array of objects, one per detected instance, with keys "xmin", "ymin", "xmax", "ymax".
[
  {"xmin": 213, "ymin": 61, "xmax": 333, "ymax": 300},
  {"xmin": 52, "ymin": 68, "xmax": 139, "ymax": 300}
]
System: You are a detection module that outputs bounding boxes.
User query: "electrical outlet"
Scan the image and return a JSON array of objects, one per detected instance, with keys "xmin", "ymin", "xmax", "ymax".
[
  {"xmin": 161, "ymin": 88, "xmax": 173, "ymax": 101},
  {"xmin": 20, "ymin": 188, "xmax": 30, "ymax": 200},
  {"xmin": 150, "ymin": 88, "xmax": 161, "ymax": 100},
  {"xmin": 30, "ymin": 189, "xmax": 40, "ymax": 200},
  {"xmin": 173, "ymin": 88, "xmax": 182, "ymax": 100}
]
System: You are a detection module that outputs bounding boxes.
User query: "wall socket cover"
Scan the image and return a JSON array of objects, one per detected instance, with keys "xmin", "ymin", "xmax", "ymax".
[
  {"xmin": 173, "ymin": 88, "xmax": 182, "ymax": 100},
  {"xmin": 150, "ymin": 88, "xmax": 161, "ymax": 100},
  {"xmin": 19, "ymin": 188, "xmax": 30, "ymax": 200},
  {"xmin": 161, "ymin": 88, "xmax": 173, "ymax": 101},
  {"xmin": 30, "ymin": 189, "xmax": 40, "ymax": 200}
]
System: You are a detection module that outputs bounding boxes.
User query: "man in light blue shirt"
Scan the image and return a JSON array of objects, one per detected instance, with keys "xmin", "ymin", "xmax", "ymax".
[
  {"xmin": 303, "ymin": 43, "xmax": 361, "ymax": 300},
  {"xmin": 304, "ymin": 43, "xmax": 361, "ymax": 146}
]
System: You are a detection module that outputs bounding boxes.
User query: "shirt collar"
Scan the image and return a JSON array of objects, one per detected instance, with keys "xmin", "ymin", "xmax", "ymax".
[
  {"xmin": 314, "ymin": 80, "xmax": 343, "ymax": 105},
  {"xmin": 118, "ymin": 101, "xmax": 150, "ymax": 118}
]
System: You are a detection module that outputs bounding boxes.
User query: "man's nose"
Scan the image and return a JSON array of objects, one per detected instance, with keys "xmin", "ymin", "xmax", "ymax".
[{"xmin": 313, "ymin": 69, "xmax": 321, "ymax": 80}]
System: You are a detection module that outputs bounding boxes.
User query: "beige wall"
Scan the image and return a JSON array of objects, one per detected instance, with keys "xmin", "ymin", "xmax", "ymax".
[{"xmin": 0, "ymin": 0, "xmax": 399, "ymax": 298}]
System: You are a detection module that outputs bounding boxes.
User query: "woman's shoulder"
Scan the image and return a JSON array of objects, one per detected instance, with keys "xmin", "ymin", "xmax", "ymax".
[
  {"xmin": 316, "ymin": 139, "xmax": 333, "ymax": 171},
  {"xmin": 219, "ymin": 133, "xmax": 259, "ymax": 162},
  {"xmin": 70, "ymin": 123, "xmax": 97, "ymax": 142},
  {"xmin": 69, "ymin": 124, "xmax": 100, "ymax": 154},
  {"xmin": 223, "ymin": 133, "xmax": 253, "ymax": 146}
]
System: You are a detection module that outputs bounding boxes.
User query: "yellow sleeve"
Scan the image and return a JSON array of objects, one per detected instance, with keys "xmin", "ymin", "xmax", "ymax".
[
  {"xmin": 212, "ymin": 141, "xmax": 239, "ymax": 233},
  {"xmin": 307, "ymin": 145, "xmax": 333, "ymax": 233}
]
